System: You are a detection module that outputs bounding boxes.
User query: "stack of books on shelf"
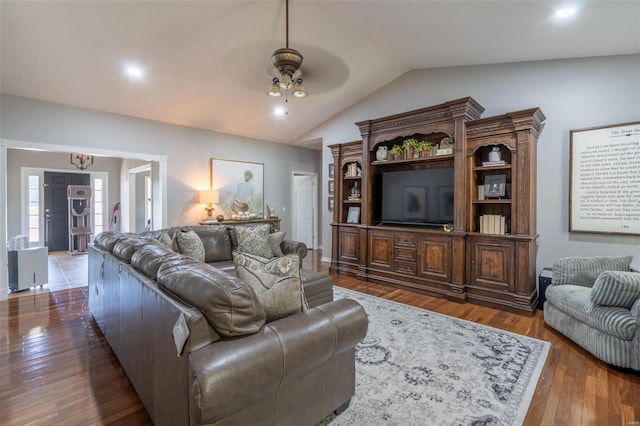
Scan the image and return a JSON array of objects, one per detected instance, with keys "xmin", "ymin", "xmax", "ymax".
[
  {"xmin": 482, "ymin": 160, "xmax": 506, "ymax": 167},
  {"xmin": 479, "ymin": 214, "xmax": 506, "ymax": 235},
  {"xmin": 345, "ymin": 163, "xmax": 360, "ymax": 177}
]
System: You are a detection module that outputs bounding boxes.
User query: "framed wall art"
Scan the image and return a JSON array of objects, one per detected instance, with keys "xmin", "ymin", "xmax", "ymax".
[
  {"xmin": 570, "ymin": 121, "xmax": 640, "ymax": 235},
  {"xmin": 328, "ymin": 163, "xmax": 334, "ymax": 179},
  {"xmin": 484, "ymin": 174, "xmax": 506, "ymax": 198},
  {"xmin": 210, "ymin": 158, "xmax": 264, "ymax": 218},
  {"xmin": 347, "ymin": 206, "xmax": 360, "ymax": 224}
]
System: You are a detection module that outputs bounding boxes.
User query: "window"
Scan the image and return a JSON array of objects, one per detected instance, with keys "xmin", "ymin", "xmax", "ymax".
[
  {"xmin": 93, "ymin": 177, "xmax": 104, "ymax": 236},
  {"xmin": 27, "ymin": 175, "xmax": 40, "ymax": 244}
]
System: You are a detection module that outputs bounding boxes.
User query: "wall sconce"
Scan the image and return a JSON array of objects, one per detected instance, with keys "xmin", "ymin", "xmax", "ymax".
[
  {"xmin": 70, "ymin": 153, "xmax": 94, "ymax": 170},
  {"xmin": 198, "ymin": 190, "xmax": 219, "ymax": 219}
]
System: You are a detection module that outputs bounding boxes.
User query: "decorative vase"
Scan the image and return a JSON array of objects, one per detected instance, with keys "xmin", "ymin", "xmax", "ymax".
[
  {"xmin": 376, "ymin": 146, "xmax": 388, "ymax": 161},
  {"xmin": 488, "ymin": 146, "xmax": 502, "ymax": 162},
  {"xmin": 216, "ymin": 215, "xmax": 224, "ymax": 222}
]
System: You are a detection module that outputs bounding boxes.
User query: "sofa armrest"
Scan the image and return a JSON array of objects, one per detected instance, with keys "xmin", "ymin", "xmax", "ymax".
[
  {"xmin": 281, "ymin": 239, "xmax": 308, "ymax": 260},
  {"xmin": 188, "ymin": 299, "xmax": 367, "ymax": 425},
  {"xmin": 552, "ymin": 255, "xmax": 633, "ymax": 287},
  {"xmin": 590, "ymin": 270, "xmax": 640, "ymax": 308}
]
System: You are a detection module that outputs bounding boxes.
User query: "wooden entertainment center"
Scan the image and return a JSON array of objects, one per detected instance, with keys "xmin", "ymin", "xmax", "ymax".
[{"xmin": 329, "ymin": 97, "xmax": 545, "ymax": 315}]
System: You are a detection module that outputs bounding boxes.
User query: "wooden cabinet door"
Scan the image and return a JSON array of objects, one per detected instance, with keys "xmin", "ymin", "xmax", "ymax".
[
  {"xmin": 368, "ymin": 230, "xmax": 393, "ymax": 271},
  {"xmin": 469, "ymin": 238, "xmax": 514, "ymax": 292},
  {"xmin": 338, "ymin": 227, "xmax": 360, "ymax": 264},
  {"xmin": 417, "ymin": 235, "xmax": 452, "ymax": 282}
]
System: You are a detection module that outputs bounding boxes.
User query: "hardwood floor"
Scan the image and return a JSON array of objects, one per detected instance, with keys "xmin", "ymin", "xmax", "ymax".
[{"xmin": 1, "ymin": 250, "xmax": 638, "ymax": 425}]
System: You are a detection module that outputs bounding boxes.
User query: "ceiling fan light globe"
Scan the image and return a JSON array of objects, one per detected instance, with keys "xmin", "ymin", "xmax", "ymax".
[
  {"xmin": 292, "ymin": 80, "xmax": 308, "ymax": 98},
  {"xmin": 267, "ymin": 81, "xmax": 283, "ymax": 97},
  {"xmin": 278, "ymin": 73, "xmax": 293, "ymax": 89}
]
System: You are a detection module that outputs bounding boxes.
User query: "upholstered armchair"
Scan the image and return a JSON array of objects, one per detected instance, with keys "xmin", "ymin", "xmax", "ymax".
[{"xmin": 544, "ymin": 254, "xmax": 640, "ymax": 371}]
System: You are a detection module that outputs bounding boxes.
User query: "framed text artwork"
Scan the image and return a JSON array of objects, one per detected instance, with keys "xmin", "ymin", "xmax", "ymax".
[
  {"xmin": 347, "ymin": 206, "xmax": 360, "ymax": 224},
  {"xmin": 210, "ymin": 158, "xmax": 264, "ymax": 219},
  {"xmin": 570, "ymin": 121, "xmax": 640, "ymax": 235}
]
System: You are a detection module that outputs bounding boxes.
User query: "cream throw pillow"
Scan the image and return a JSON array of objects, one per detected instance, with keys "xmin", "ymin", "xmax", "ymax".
[
  {"xmin": 233, "ymin": 251, "xmax": 308, "ymax": 321},
  {"xmin": 235, "ymin": 224, "xmax": 273, "ymax": 259},
  {"xmin": 175, "ymin": 230, "xmax": 205, "ymax": 262}
]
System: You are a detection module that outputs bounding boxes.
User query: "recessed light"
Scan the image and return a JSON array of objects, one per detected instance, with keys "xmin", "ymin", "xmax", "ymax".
[
  {"xmin": 125, "ymin": 65, "xmax": 144, "ymax": 79},
  {"xmin": 555, "ymin": 7, "xmax": 576, "ymax": 18}
]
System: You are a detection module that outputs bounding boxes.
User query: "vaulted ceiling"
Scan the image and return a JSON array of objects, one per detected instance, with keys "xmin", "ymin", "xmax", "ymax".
[{"xmin": 2, "ymin": 1, "xmax": 638, "ymax": 149}]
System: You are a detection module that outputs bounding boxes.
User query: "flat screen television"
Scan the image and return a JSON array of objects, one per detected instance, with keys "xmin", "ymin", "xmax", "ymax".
[{"xmin": 374, "ymin": 168, "xmax": 455, "ymax": 226}]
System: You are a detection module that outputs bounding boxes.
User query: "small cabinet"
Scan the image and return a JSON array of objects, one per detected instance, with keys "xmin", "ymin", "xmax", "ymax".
[
  {"xmin": 417, "ymin": 235, "xmax": 452, "ymax": 282},
  {"xmin": 368, "ymin": 230, "xmax": 393, "ymax": 271}
]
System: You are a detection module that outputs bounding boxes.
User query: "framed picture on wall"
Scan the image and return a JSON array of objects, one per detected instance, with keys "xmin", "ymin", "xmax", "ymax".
[
  {"xmin": 328, "ymin": 197, "xmax": 334, "ymax": 211},
  {"xmin": 328, "ymin": 163, "xmax": 334, "ymax": 179},
  {"xmin": 328, "ymin": 180, "xmax": 334, "ymax": 195},
  {"xmin": 570, "ymin": 121, "xmax": 640, "ymax": 235},
  {"xmin": 210, "ymin": 158, "xmax": 264, "ymax": 218}
]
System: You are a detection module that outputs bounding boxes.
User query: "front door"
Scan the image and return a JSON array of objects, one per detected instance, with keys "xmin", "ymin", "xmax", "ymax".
[{"xmin": 44, "ymin": 172, "xmax": 90, "ymax": 252}]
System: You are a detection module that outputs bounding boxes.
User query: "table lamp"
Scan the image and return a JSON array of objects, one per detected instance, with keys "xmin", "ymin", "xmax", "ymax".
[{"xmin": 198, "ymin": 190, "xmax": 219, "ymax": 219}]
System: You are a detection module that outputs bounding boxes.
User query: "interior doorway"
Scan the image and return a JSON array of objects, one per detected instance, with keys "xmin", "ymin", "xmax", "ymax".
[
  {"xmin": 44, "ymin": 172, "xmax": 90, "ymax": 252},
  {"xmin": 292, "ymin": 172, "xmax": 317, "ymax": 249}
]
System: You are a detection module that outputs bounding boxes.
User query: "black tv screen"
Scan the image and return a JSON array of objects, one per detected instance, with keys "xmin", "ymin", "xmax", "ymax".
[{"xmin": 377, "ymin": 168, "xmax": 454, "ymax": 226}]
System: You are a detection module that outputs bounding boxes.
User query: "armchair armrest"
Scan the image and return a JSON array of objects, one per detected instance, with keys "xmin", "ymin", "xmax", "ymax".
[
  {"xmin": 590, "ymin": 271, "xmax": 640, "ymax": 309},
  {"xmin": 552, "ymin": 255, "xmax": 633, "ymax": 287},
  {"xmin": 188, "ymin": 299, "xmax": 367, "ymax": 425},
  {"xmin": 280, "ymin": 239, "xmax": 308, "ymax": 260}
]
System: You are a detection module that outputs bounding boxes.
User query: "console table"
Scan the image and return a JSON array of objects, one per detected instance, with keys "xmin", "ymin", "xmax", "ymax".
[{"xmin": 199, "ymin": 217, "xmax": 281, "ymax": 232}]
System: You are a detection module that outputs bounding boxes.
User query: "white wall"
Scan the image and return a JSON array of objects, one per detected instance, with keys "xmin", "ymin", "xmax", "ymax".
[
  {"xmin": 0, "ymin": 94, "xmax": 320, "ymax": 300},
  {"xmin": 0, "ymin": 95, "xmax": 321, "ymax": 234},
  {"xmin": 301, "ymin": 54, "xmax": 640, "ymax": 269}
]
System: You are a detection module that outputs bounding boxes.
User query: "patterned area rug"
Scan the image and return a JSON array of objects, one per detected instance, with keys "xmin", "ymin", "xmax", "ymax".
[{"xmin": 324, "ymin": 287, "xmax": 550, "ymax": 426}]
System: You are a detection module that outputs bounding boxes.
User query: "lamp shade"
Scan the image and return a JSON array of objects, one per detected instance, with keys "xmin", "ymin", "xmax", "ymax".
[{"xmin": 198, "ymin": 190, "xmax": 219, "ymax": 204}]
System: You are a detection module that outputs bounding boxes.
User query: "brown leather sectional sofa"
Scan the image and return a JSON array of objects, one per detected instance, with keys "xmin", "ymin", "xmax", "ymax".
[{"xmin": 88, "ymin": 225, "xmax": 368, "ymax": 426}]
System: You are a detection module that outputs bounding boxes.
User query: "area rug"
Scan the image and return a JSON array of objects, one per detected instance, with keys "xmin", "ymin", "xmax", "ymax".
[{"xmin": 324, "ymin": 287, "xmax": 550, "ymax": 426}]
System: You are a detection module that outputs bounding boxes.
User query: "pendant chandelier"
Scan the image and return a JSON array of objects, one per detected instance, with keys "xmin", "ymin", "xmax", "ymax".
[
  {"xmin": 266, "ymin": 0, "xmax": 308, "ymax": 99},
  {"xmin": 70, "ymin": 153, "xmax": 94, "ymax": 170}
]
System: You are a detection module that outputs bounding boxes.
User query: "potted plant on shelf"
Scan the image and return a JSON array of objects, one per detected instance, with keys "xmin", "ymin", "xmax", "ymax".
[
  {"xmin": 390, "ymin": 144, "xmax": 404, "ymax": 160},
  {"xmin": 402, "ymin": 138, "xmax": 420, "ymax": 159},
  {"xmin": 418, "ymin": 140, "xmax": 433, "ymax": 157}
]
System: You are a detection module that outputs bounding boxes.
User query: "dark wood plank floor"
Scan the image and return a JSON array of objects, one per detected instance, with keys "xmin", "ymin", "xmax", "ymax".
[{"xmin": 1, "ymin": 250, "xmax": 638, "ymax": 425}]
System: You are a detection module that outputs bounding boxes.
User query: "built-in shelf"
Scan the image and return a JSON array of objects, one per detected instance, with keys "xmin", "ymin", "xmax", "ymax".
[
  {"xmin": 473, "ymin": 199, "xmax": 512, "ymax": 204},
  {"xmin": 372, "ymin": 154, "xmax": 454, "ymax": 166}
]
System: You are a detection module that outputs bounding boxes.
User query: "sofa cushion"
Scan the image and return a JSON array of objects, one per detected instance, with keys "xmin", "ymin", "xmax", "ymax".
[
  {"xmin": 112, "ymin": 237, "xmax": 150, "ymax": 263},
  {"xmin": 546, "ymin": 284, "xmax": 637, "ymax": 340},
  {"xmin": 196, "ymin": 227, "xmax": 233, "ymax": 263},
  {"xmin": 157, "ymin": 257, "xmax": 266, "ymax": 337},
  {"xmin": 175, "ymin": 230, "xmax": 205, "ymax": 262},
  {"xmin": 131, "ymin": 243, "xmax": 182, "ymax": 280},
  {"xmin": 235, "ymin": 224, "xmax": 273, "ymax": 259},
  {"xmin": 591, "ymin": 271, "xmax": 640, "ymax": 308},
  {"xmin": 94, "ymin": 231, "xmax": 127, "ymax": 253},
  {"xmin": 233, "ymin": 251, "xmax": 308, "ymax": 321}
]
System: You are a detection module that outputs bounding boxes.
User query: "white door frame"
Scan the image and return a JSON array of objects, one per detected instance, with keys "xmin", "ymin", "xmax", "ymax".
[
  {"xmin": 0, "ymin": 137, "xmax": 168, "ymax": 301},
  {"xmin": 291, "ymin": 171, "xmax": 318, "ymax": 250},
  {"xmin": 128, "ymin": 163, "xmax": 152, "ymax": 233}
]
